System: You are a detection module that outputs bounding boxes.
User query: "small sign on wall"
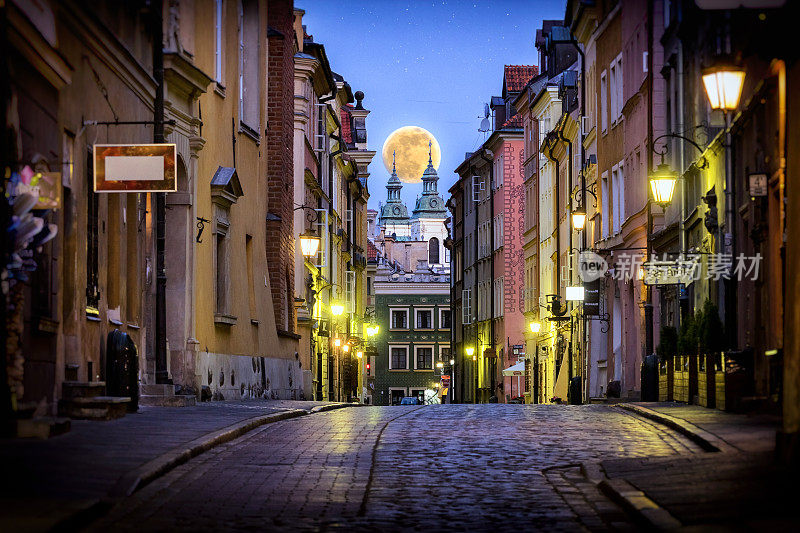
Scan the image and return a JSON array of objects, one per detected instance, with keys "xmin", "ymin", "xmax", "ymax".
[
  {"xmin": 749, "ymin": 173, "xmax": 768, "ymax": 198},
  {"xmin": 93, "ymin": 144, "xmax": 177, "ymax": 192}
]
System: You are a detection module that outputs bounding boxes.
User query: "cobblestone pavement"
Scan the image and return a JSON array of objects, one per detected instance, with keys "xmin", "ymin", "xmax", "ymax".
[{"xmin": 91, "ymin": 404, "xmax": 702, "ymax": 531}]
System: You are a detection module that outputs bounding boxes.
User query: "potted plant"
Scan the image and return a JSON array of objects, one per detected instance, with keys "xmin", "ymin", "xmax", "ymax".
[
  {"xmin": 697, "ymin": 299, "xmax": 725, "ymax": 408},
  {"xmin": 675, "ymin": 313, "xmax": 697, "ymax": 403},
  {"xmin": 657, "ymin": 326, "xmax": 678, "ymax": 401}
]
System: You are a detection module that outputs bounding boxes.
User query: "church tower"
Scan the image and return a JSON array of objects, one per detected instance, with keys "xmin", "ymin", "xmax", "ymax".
[
  {"xmin": 410, "ymin": 142, "xmax": 449, "ymax": 265},
  {"xmin": 378, "ymin": 151, "xmax": 411, "ymax": 237}
]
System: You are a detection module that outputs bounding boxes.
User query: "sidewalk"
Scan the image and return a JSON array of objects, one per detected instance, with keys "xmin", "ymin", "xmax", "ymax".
[
  {"xmin": 0, "ymin": 399, "xmax": 352, "ymax": 532},
  {"xmin": 603, "ymin": 402, "xmax": 795, "ymax": 530}
]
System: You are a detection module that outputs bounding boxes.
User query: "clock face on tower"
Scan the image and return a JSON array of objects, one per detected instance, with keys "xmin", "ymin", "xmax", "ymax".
[
  {"xmin": 430, "ymin": 199, "xmax": 438, "ymax": 207},
  {"xmin": 393, "ymin": 206, "xmax": 401, "ymax": 215}
]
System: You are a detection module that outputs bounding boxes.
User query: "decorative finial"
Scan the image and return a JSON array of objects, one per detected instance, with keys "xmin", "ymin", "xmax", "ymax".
[
  {"xmin": 392, "ymin": 150, "xmax": 396, "ymax": 173},
  {"xmin": 428, "ymin": 141, "xmax": 433, "ymax": 164}
]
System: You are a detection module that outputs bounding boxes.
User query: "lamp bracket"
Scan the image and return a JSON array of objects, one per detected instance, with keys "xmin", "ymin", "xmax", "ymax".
[{"xmin": 652, "ymin": 132, "xmax": 710, "ymax": 169}]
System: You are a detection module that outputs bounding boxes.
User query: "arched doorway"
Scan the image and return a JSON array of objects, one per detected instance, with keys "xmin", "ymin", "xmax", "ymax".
[{"xmin": 165, "ymin": 156, "xmax": 192, "ymax": 386}]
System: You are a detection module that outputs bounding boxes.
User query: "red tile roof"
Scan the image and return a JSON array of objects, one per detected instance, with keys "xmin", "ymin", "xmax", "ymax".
[
  {"xmin": 504, "ymin": 65, "xmax": 538, "ymax": 93},
  {"xmin": 340, "ymin": 104, "xmax": 354, "ymax": 145},
  {"xmin": 502, "ymin": 114, "xmax": 524, "ymax": 129},
  {"xmin": 367, "ymin": 239, "xmax": 378, "ymax": 261}
]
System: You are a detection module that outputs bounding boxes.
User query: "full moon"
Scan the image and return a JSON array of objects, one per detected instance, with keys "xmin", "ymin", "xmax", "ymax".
[{"xmin": 382, "ymin": 126, "xmax": 441, "ymax": 184}]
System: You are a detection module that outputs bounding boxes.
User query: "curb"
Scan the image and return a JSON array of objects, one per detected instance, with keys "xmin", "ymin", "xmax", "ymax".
[
  {"xmin": 309, "ymin": 402, "xmax": 360, "ymax": 414},
  {"xmin": 109, "ymin": 408, "xmax": 310, "ymax": 498},
  {"xmin": 617, "ymin": 404, "xmax": 736, "ymax": 453},
  {"xmin": 598, "ymin": 478, "xmax": 682, "ymax": 531}
]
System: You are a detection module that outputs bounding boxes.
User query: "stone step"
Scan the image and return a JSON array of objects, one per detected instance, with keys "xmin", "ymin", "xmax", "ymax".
[
  {"xmin": 139, "ymin": 394, "xmax": 196, "ymax": 407},
  {"xmin": 139, "ymin": 383, "xmax": 176, "ymax": 396},
  {"xmin": 62, "ymin": 381, "xmax": 107, "ymax": 400},
  {"xmin": 58, "ymin": 396, "xmax": 130, "ymax": 420},
  {"xmin": 14, "ymin": 417, "xmax": 71, "ymax": 439}
]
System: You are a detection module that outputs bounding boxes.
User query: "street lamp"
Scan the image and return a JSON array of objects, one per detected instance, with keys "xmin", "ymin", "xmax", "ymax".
[
  {"xmin": 529, "ymin": 321, "xmax": 542, "ymax": 334},
  {"xmin": 298, "ymin": 232, "xmax": 321, "ymax": 258},
  {"xmin": 333, "ymin": 337, "xmax": 341, "ymax": 347},
  {"xmin": 449, "ymin": 358, "xmax": 455, "ymax": 365},
  {"xmin": 465, "ymin": 346, "xmax": 475, "ymax": 357},
  {"xmin": 342, "ymin": 343, "xmax": 350, "ymax": 353},
  {"xmin": 330, "ymin": 303, "xmax": 345, "ymax": 316},
  {"xmin": 356, "ymin": 351, "xmax": 363, "ymax": 359},
  {"xmin": 702, "ymin": 60, "xmax": 746, "ymax": 112},
  {"xmin": 649, "ymin": 162, "xmax": 678, "ymax": 208},
  {"xmin": 571, "ymin": 206, "xmax": 587, "ymax": 231}
]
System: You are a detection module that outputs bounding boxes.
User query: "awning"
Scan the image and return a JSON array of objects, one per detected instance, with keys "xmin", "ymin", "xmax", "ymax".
[{"xmin": 502, "ymin": 361, "xmax": 526, "ymax": 376}]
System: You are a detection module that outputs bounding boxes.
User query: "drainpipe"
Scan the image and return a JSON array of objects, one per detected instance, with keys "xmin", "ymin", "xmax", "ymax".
[
  {"xmin": 153, "ymin": 0, "xmax": 169, "ymax": 385},
  {"xmin": 479, "ymin": 149, "xmax": 495, "ymax": 402},
  {"xmin": 472, "ymin": 164, "xmax": 479, "ymax": 403},
  {"xmin": 544, "ymin": 132, "xmax": 561, "ymax": 399},
  {"xmin": 645, "ymin": 0, "xmax": 655, "ymax": 363},
  {"xmin": 557, "ymin": 126, "xmax": 574, "ymax": 389}
]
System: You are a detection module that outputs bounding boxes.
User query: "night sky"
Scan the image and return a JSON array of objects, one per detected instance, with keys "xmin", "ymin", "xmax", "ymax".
[{"xmin": 300, "ymin": 0, "xmax": 564, "ymax": 211}]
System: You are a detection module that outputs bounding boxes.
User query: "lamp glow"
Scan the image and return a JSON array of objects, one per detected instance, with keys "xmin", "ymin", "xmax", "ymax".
[
  {"xmin": 702, "ymin": 62, "xmax": 745, "ymax": 112},
  {"xmin": 356, "ymin": 351, "xmax": 363, "ymax": 359},
  {"xmin": 333, "ymin": 338, "xmax": 341, "ymax": 347},
  {"xmin": 529, "ymin": 321, "xmax": 542, "ymax": 333},
  {"xmin": 298, "ymin": 232, "xmax": 321, "ymax": 258},
  {"xmin": 566, "ymin": 286, "xmax": 585, "ymax": 301},
  {"xmin": 342, "ymin": 344, "xmax": 350, "ymax": 353},
  {"xmin": 649, "ymin": 163, "xmax": 678, "ymax": 208},
  {"xmin": 436, "ymin": 362, "xmax": 444, "ymax": 369},
  {"xmin": 472, "ymin": 355, "xmax": 478, "ymax": 362},
  {"xmin": 571, "ymin": 208, "xmax": 587, "ymax": 231},
  {"xmin": 330, "ymin": 303, "xmax": 345, "ymax": 316},
  {"xmin": 449, "ymin": 358, "xmax": 455, "ymax": 365},
  {"xmin": 465, "ymin": 346, "xmax": 475, "ymax": 357}
]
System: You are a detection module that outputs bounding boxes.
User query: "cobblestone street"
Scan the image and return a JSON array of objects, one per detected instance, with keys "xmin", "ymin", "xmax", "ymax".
[{"xmin": 91, "ymin": 404, "xmax": 702, "ymax": 531}]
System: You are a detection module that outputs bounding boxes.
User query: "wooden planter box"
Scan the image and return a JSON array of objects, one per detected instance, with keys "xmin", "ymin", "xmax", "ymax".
[
  {"xmin": 688, "ymin": 354, "xmax": 698, "ymax": 405},
  {"xmin": 673, "ymin": 355, "xmax": 689, "ymax": 403},
  {"xmin": 698, "ymin": 353, "xmax": 718, "ymax": 408},
  {"xmin": 658, "ymin": 357, "xmax": 673, "ymax": 402}
]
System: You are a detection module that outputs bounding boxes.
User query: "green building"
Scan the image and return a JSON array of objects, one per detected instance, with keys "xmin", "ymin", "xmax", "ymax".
[{"xmin": 372, "ymin": 266, "xmax": 451, "ymax": 405}]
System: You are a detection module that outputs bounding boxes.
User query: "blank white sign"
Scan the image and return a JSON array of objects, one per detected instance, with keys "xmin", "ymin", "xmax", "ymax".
[{"xmin": 105, "ymin": 155, "xmax": 164, "ymax": 181}]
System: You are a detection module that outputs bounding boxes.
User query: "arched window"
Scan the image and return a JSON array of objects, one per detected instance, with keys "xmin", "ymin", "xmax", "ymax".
[{"xmin": 429, "ymin": 237, "xmax": 440, "ymax": 264}]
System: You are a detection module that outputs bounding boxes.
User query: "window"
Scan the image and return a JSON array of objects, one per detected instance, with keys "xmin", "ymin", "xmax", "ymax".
[
  {"xmin": 215, "ymin": 227, "xmax": 229, "ymax": 314},
  {"xmin": 429, "ymin": 237, "xmax": 439, "ymax": 264},
  {"xmin": 86, "ymin": 149, "xmax": 99, "ymax": 315},
  {"xmin": 416, "ymin": 309, "xmax": 433, "ymax": 329},
  {"xmin": 462, "ymin": 288, "xmax": 472, "ymax": 324},
  {"xmin": 390, "ymin": 388, "xmax": 406, "ymax": 405},
  {"xmin": 366, "ymin": 276, "xmax": 371, "ymax": 296},
  {"xmin": 345, "ymin": 270, "xmax": 355, "ymax": 314},
  {"xmin": 600, "ymin": 70, "xmax": 607, "ymax": 132},
  {"xmin": 239, "ymin": 0, "xmax": 259, "ymax": 131},
  {"xmin": 493, "ymin": 277, "xmax": 505, "ymax": 318},
  {"xmin": 415, "ymin": 346, "xmax": 433, "ymax": 370},
  {"xmin": 439, "ymin": 308, "xmax": 451, "ymax": 329},
  {"xmin": 214, "ymin": 0, "xmax": 224, "ymax": 83},
  {"xmin": 246, "ymin": 234, "xmax": 255, "ymax": 317},
  {"xmin": 440, "ymin": 345, "xmax": 451, "ymax": 363},
  {"xmin": 609, "ymin": 54, "xmax": 623, "ymax": 125},
  {"xmin": 390, "ymin": 308, "xmax": 408, "ymax": 329},
  {"xmin": 601, "ymin": 171, "xmax": 609, "ymax": 238},
  {"xmin": 612, "ymin": 161, "xmax": 625, "ymax": 234},
  {"xmin": 390, "ymin": 346, "xmax": 408, "ymax": 370},
  {"xmin": 493, "ymin": 155, "xmax": 504, "ymax": 188}
]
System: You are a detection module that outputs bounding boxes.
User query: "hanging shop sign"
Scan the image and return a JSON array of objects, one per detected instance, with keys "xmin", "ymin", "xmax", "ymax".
[
  {"xmin": 643, "ymin": 257, "xmax": 700, "ymax": 286},
  {"xmin": 583, "ymin": 278, "xmax": 601, "ymax": 316},
  {"xmin": 93, "ymin": 144, "xmax": 177, "ymax": 192}
]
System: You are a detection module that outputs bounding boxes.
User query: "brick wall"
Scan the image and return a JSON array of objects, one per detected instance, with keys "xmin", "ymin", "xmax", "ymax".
[{"xmin": 266, "ymin": 0, "xmax": 295, "ymax": 332}]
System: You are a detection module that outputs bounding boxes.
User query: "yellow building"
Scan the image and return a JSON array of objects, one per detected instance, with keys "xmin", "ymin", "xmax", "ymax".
[
  {"xmin": 155, "ymin": 0, "xmax": 302, "ymax": 402},
  {"xmin": 292, "ymin": 10, "xmax": 374, "ymax": 401}
]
